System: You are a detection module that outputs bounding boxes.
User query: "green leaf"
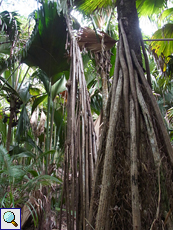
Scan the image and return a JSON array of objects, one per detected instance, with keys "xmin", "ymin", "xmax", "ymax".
[
  {"xmin": 31, "ymin": 94, "xmax": 47, "ymax": 114},
  {"xmin": 136, "ymin": 0, "xmax": 167, "ymax": 16},
  {"xmin": 0, "ymin": 41, "xmax": 11, "ymax": 55},
  {"xmin": 23, "ymin": 2, "xmax": 69, "ymax": 78},
  {"xmin": 16, "ymin": 106, "xmax": 30, "ymax": 142},
  {"xmin": 54, "ymin": 108, "xmax": 66, "ymax": 148},
  {"xmin": 90, "ymin": 91, "xmax": 102, "ymax": 115},
  {"xmin": 77, "ymin": 0, "xmax": 115, "ymax": 14},
  {"xmin": 32, "ymin": 69, "xmax": 49, "ymax": 93},
  {"xmin": 36, "ymin": 150, "xmax": 56, "ymax": 160},
  {"xmin": 151, "ymin": 24, "xmax": 173, "ymax": 57},
  {"xmin": 21, "ymin": 174, "xmax": 62, "ymax": 191},
  {"xmin": 0, "ymin": 75, "xmax": 19, "ymax": 97},
  {"xmin": 21, "ymin": 135, "xmax": 43, "ymax": 153},
  {"xmin": 51, "ymin": 75, "xmax": 67, "ymax": 101},
  {"xmin": 161, "ymin": 7, "xmax": 173, "ymax": 21},
  {"xmin": 13, "ymin": 151, "xmax": 36, "ymax": 159},
  {"xmin": 0, "ymin": 112, "xmax": 7, "ymax": 145},
  {"xmin": 110, "ymin": 46, "xmax": 117, "ymax": 77},
  {"xmin": 18, "ymin": 84, "xmax": 32, "ymax": 104},
  {"xmin": 27, "ymin": 169, "xmax": 39, "ymax": 177}
]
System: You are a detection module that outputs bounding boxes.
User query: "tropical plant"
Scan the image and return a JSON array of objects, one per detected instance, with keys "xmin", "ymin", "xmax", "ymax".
[{"xmin": 0, "ymin": 3, "xmax": 69, "ymax": 229}]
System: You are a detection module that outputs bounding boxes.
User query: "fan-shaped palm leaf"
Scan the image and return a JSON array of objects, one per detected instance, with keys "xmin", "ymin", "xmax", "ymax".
[
  {"xmin": 75, "ymin": 0, "xmax": 115, "ymax": 14},
  {"xmin": 75, "ymin": 0, "xmax": 167, "ymax": 16},
  {"xmin": 136, "ymin": 0, "xmax": 167, "ymax": 16},
  {"xmin": 151, "ymin": 24, "xmax": 173, "ymax": 57},
  {"xmin": 22, "ymin": 1, "xmax": 69, "ymax": 78},
  {"xmin": 160, "ymin": 7, "xmax": 173, "ymax": 21}
]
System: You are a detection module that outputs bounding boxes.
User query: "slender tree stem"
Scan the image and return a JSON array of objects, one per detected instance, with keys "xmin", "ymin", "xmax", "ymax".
[
  {"xmin": 131, "ymin": 49, "xmax": 173, "ymax": 164},
  {"xmin": 95, "ymin": 71, "xmax": 123, "ymax": 230},
  {"xmin": 130, "ymin": 95, "xmax": 141, "ymax": 230},
  {"xmin": 119, "ymin": 35, "xmax": 129, "ymax": 133},
  {"xmin": 140, "ymin": 34, "xmax": 152, "ymax": 87},
  {"xmin": 135, "ymin": 72, "xmax": 161, "ymax": 167},
  {"xmin": 119, "ymin": 19, "xmax": 139, "ymax": 145}
]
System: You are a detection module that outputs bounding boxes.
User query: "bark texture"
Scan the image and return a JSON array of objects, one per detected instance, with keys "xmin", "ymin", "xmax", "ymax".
[
  {"xmin": 88, "ymin": 0, "xmax": 173, "ymax": 229},
  {"xmin": 59, "ymin": 18, "xmax": 97, "ymax": 230}
]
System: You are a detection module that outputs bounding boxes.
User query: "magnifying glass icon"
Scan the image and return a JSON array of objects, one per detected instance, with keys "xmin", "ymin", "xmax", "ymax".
[{"xmin": 3, "ymin": 211, "xmax": 18, "ymax": 227}]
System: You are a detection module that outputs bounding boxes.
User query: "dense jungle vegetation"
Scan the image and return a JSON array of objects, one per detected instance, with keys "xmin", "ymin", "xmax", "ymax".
[{"xmin": 1, "ymin": 0, "xmax": 173, "ymax": 229}]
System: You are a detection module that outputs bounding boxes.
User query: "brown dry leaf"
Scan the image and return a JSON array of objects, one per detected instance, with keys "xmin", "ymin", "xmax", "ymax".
[
  {"xmin": 78, "ymin": 27, "xmax": 117, "ymax": 52},
  {"xmin": 21, "ymin": 191, "xmax": 43, "ymax": 228}
]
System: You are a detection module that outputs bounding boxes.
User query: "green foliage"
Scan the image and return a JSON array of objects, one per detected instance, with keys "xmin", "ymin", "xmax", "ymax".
[
  {"xmin": 78, "ymin": 0, "xmax": 115, "ymax": 15},
  {"xmin": 23, "ymin": 0, "xmax": 70, "ymax": 77},
  {"xmin": 0, "ymin": 145, "xmax": 62, "ymax": 208},
  {"xmin": 136, "ymin": 0, "xmax": 167, "ymax": 16},
  {"xmin": 0, "ymin": 111, "xmax": 7, "ymax": 145},
  {"xmin": 32, "ymin": 94, "xmax": 47, "ymax": 114},
  {"xmin": 16, "ymin": 105, "xmax": 31, "ymax": 142},
  {"xmin": 74, "ymin": 0, "xmax": 167, "ymax": 17},
  {"xmin": 151, "ymin": 24, "xmax": 173, "ymax": 57},
  {"xmin": 54, "ymin": 107, "xmax": 66, "ymax": 149},
  {"xmin": 160, "ymin": 7, "xmax": 173, "ymax": 21},
  {"xmin": 51, "ymin": 75, "xmax": 67, "ymax": 101},
  {"xmin": 18, "ymin": 83, "xmax": 32, "ymax": 104},
  {"xmin": 31, "ymin": 69, "xmax": 49, "ymax": 93},
  {"xmin": 90, "ymin": 90, "xmax": 102, "ymax": 115},
  {"xmin": 0, "ymin": 11, "xmax": 21, "ymax": 41}
]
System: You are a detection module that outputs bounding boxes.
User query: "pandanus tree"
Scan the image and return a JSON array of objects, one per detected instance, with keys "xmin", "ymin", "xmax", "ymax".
[{"xmin": 66, "ymin": 0, "xmax": 173, "ymax": 229}]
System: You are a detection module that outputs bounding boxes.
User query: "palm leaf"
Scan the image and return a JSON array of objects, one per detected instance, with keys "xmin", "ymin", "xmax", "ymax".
[
  {"xmin": 51, "ymin": 75, "xmax": 67, "ymax": 101},
  {"xmin": 160, "ymin": 7, "xmax": 173, "ymax": 21},
  {"xmin": 0, "ymin": 11, "xmax": 21, "ymax": 41},
  {"xmin": 16, "ymin": 105, "xmax": 31, "ymax": 142},
  {"xmin": 31, "ymin": 94, "xmax": 47, "ymax": 114},
  {"xmin": 18, "ymin": 83, "xmax": 32, "ymax": 104},
  {"xmin": 79, "ymin": 0, "xmax": 114, "ymax": 14},
  {"xmin": 136, "ymin": 0, "xmax": 167, "ymax": 16},
  {"xmin": 151, "ymin": 24, "xmax": 173, "ymax": 57},
  {"xmin": 22, "ymin": 1, "xmax": 69, "ymax": 78},
  {"xmin": 78, "ymin": 27, "xmax": 116, "ymax": 52},
  {"xmin": 75, "ymin": 0, "xmax": 167, "ymax": 16}
]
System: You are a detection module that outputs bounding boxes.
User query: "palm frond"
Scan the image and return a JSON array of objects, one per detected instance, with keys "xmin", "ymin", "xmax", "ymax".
[
  {"xmin": 22, "ymin": 1, "xmax": 69, "ymax": 77},
  {"xmin": 136, "ymin": 0, "xmax": 167, "ymax": 16},
  {"xmin": 160, "ymin": 7, "xmax": 173, "ymax": 21},
  {"xmin": 75, "ymin": 0, "xmax": 116, "ymax": 14},
  {"xmin": 0, "ymin": 11, "xmax": 21, "ymax": 41},
  {"xmin": 151, "ymin": 23, "xmax": 173, "ymax": 57},
  {"xmin": 78, "ymin": 27, "xmax": 117, "ymax": 52}
]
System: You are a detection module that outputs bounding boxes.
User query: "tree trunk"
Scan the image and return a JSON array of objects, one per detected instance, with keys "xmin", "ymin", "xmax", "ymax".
[
  {"xmin": 88, "ymin": 0, "xmax": 173, "ymax": 229},
  {"xmin": 60, "ymin": 21, "xmax": 97, "ymax": 229},
  {"xmin": 6, "ymin": 97, "xmax": 15, "ymax": 152}
]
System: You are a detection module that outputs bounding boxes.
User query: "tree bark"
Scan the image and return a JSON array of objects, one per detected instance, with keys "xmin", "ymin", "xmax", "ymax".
[
  {"xmin": 95, "ymin": 71, "xmax": 123, "ymax": 230},
  {"xmin": 88, "ymin": 1, "xmax": 173, "ymax": 229},
  {"xmin": 117, "ymin": 0, "xmax": 142, "ymax": 65}
]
